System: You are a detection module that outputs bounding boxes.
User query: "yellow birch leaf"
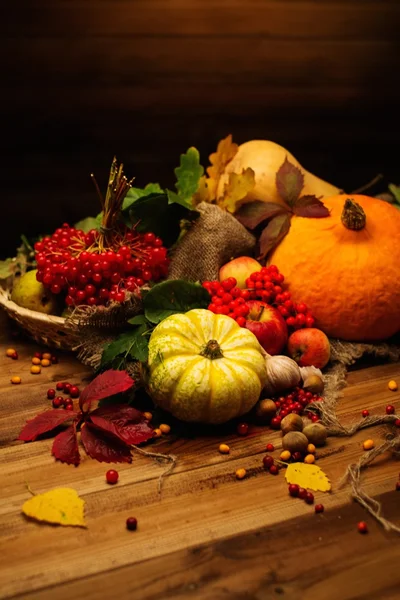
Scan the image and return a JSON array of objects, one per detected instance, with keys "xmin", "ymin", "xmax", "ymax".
[
  {"xmin": 206, "ymin": 134, "xmax": 239, "ymax": 182},
  {"xmin": 22, "ymin": 487, "xmax": 86, "ymax": 527},
  {"xmin": 218, "ymin": 168, "xmax": 256, "ymax": 213},
  {"xmin": 285, "ymin": 463, "xmax": 331, "ymax": 492}
]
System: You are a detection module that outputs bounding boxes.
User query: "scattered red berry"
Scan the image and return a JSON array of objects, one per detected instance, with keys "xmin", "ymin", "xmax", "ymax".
[
  {"xmin": 47, "ymin": 388, "xmax": 56, "ymax": 400},
  {"xmin": 126, "ymin": 517, "xmax": 138, "ymax": 531},
  {"xmin": 396, "ymin": 482, "xmax": 400, "ymax": 491},
  {"xmin": 269, "ymin": 465, "xmax": 279, "ymax": 475},
  {"xmin": 65, "ymin": 404, "xmax": 74, "ymax": 411},
  {"xmin": 266, "ymin": 443, "xmax": 275, "ymax": 452},
  {"xmin": 11, "ymin": 351, "xmax": 18, "ymax": 360},
  {"xmin": 291, "ymin": 452, "xmax": 304, "ymax": 462},
  {"xmin": 311, "ymin": 415, "xmax": 320, "ymax": 423},
  {"xmin": 386, "ymin": 405, "xmax": 395, "ymax": 415},
  {"xmin": 395, "ymin": 419, "xmax": 400, "ymax": 428},
  {"xmin": 362, "ymin": 410, "xmax": 370, "ymax": 418},
  {"xmin": 106, "ymin": 469, "xmax": 119, "ymax": 485},
  {"xmin": 56, "ymin": 382, "xmax": 64, "ymax": 391},
  {"xmin": 69, "ymin": 385, "xmax": 80, "ymax": 398},
  {"xmin": 236, "ymin": 423, "xmax": 249, "ymax": 436},
  {"xmin": 34, "ymin": 352, "xmax": 42, "ymax": 359},
  {"xmin": 315, "ymin": 504, "xmax": 324, "ymax": 513},
  {"xmin": 270, "ymin": 416, "xmax": 282, "ymax": 430},
  {"xmin": 63, "ymin": 383, "xmax": 71, "ymax": 393},
  {"xmin": 263, "ymin": 455, "xmax": 274, "ymax": 469},
  {"xmin": 357, "ymin": 521, "xmax": 368, "ymax": 534},
  {"xmin": 288, "ymin": 484, "xmax": 300, "ymax": 497},
  {"xmin": 52, "ymin": 398, "xmax": 63, "ymax": 409},
  {"xmin": 298, "ymin": 488, "xmax": 307, "ymax": 499},
  {"xmin": 305, "ymin": 492, "xmax": 314, "ymax": 505}
]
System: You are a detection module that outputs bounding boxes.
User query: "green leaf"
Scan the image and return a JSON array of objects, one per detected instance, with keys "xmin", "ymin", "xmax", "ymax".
[
  {"xmin": 258, "ymin": 213, "xmax": 291, "ymax": 259},
  {"xmin": 167, "ymin": 147, "xmax": 204, "ymax": 210},
  {"xmin": 143, "ymin": 280, "xmax": 211, "ymax": 324},
  {"xmin": 235, "ymin": 201, "xmax": 288, "ymax": 230},
  {"xmin": 122, "ymin": 183, "xmax": 164, "ymax": 212},
  {"xmin": 127, "ymin": 314, "xmax": 149, "ymax": 326},
  {"xmin": 388, "ymin": 184, "xmax": 400, "ymax": 205},
  {"xmin": 74, "ymin": 217, "xmax": 100, "ymax": 233},
  {"xmin": 123, "ymin": 193, "xmax": 189, "ymax": 247},
  {"xmin": 101, "ymin": 326, "xmax": 151, "ymax": 368},
  {"xmin": 0, "ymin": 258, "xmax": 15, "ymax": 280},
  {"xmin": 275, "ymin": 158, "xmax": 304, "ymax": 207}
]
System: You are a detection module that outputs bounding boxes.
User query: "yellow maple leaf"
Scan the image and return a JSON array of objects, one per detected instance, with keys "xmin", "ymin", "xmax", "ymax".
[
  {"xmin": 284, "ymin": 463, "xmax": 331, "ymax": 492},
  {"xmin": 22, "ymin": 487, "xmax": 86, "ymax": 527},
  {"xmin": 218, "ymin": 168, "xmax": 256, "ymax": 213},
  {"xmin": 206, "ymin": 134, "xmax": 239, "ymax": 182}
]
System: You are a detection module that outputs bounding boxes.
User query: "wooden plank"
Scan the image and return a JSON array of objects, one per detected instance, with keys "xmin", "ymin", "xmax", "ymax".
[
  {"xmin": 0, "ymin": 300, "xmax": 399, "ymax": 598},
  {"xmin": 3, "ymin": 1, "xmax": 398, "ymax": 40},
  {"xmin": 8, "ymin": 491, "xmax": 400, "ymax": 600},
  {"xmin": 6, "ymin": 84, "xmax": 399, "ymax": 118},
  {"xmin": 3, "ymin": 39, "xmax": 398, "ymax": 86}
]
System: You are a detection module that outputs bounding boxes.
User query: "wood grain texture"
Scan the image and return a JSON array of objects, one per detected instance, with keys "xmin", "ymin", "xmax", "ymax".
[
  {"xmin": 0, "ymin": 312, "xmax": 399, "ymax": 599},
  {"xmin": 2, "ymin": 0, "xmax": 400, "ymax": 257}
]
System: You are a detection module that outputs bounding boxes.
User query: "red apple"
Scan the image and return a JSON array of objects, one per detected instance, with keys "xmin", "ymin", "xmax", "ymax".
[
  {"xmin": 287, "ymin": 328, "xmax": 330, "ymax": 369},
  {"xmin": 245, "ymin": 300, "xmax": 288, "ymax": 355},
  {"xmin": 219, "ymin": 256, "xmax": 261, "ymax": 289}
]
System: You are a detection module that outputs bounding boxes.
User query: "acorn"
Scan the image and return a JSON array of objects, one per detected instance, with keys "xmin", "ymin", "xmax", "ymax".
[
  {"xmin": 303, "ymin": 374, "xmax": 325, "ymax": 395},
  {"xmin": 281, "ymin": 413, "xmax": 303, "ymax": 435},
  {"xmin": 303, "ymin": 423, "xmax": 327, "ymax": 447},
  {"xmin": 282, "ymin": 431, "xmax": 309, "ymax": 454},
  {"xmin": 254, "ymin": 399, "xmax": 277, "ymax": 424}
]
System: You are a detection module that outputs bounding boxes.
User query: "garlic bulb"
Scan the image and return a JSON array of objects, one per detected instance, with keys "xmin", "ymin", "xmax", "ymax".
[
  {"xmin": 263, "ymin": 355, "xmax": 301, "ymax": 395},
  {"xmin": 299, "ymin": 365, "xmax": 324, "ymax": 384}
]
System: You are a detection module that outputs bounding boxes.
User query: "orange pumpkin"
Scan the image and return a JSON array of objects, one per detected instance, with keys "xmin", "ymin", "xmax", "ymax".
[{"xmin": 268, "ymin": 195, "xmax": 400, "ymax": 341}]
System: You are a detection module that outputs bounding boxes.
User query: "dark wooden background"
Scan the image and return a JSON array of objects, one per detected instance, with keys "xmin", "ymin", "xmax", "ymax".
[{"xmin": 2, "ymin": 0, "xmax": 400, "ymax": 257}]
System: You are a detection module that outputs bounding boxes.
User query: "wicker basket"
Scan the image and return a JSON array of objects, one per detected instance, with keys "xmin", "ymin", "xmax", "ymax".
[{"xmin": 0, "ymin": 287, "xmax": 81, "ymax": 350}]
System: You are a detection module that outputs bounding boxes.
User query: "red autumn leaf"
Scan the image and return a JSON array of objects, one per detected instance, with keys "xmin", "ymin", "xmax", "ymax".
[
  {"xmin": 18, "ymin": 409, "xmax": 77, "ymax": 442},
  {"xmin": 275, "ymin": 158, "xmax": 304, "ymax": 207},
  {"xmin": 79, "ymin": 369, "xmax": 134, "ymax": 413},
  {"xmin": 89, "ymin": 405, "xmax": 154, "ymax": 446},
  {"xmin": 80, "ymin": 423, "xmax": 132, "ymax": 463},
  {"xmin": 292, "ymin": 195, "xmax": 331, "ymax": 218},
  {"xmin": 235, "ymin": 200, "xmax": 288, "ymax": 230},
  {"xmin": 258, "ymin": 213, "xmax": 291, "ymax": 259},
  {"xmin": 52, "ymin": 424, "xmax": 80, "ymax": 466}
]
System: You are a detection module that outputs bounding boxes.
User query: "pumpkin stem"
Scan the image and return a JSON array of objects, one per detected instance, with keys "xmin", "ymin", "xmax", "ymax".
[
  {"xmin": 341, "ymin": 199, "xmax": 366, "ymax": 231},
  {"xmin": 200, "ymin": 339, "xmax": 224, "ymax": 360}
]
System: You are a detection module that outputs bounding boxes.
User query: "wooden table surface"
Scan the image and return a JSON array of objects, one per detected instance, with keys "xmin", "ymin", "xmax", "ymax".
[{"xmin": 1, "ymin": 313, "xmax": 400, "ymax": 600}]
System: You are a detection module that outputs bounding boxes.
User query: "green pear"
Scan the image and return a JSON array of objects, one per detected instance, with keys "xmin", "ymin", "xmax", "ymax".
[{"xmin": 11, "ymin": 270, "xmax": 58, "ymax": 315}]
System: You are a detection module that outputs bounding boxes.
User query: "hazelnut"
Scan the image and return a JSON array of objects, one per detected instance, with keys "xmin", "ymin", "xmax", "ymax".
[
  {"xmin": 282, "ymin": 431, "xmax": 309, "ymax": 454},
  {"xmin": 254, "ymin": 399, "xmax": 277, "ymax": 424},
  {"xmin": 303, "ymin": 375, "xmax": 325, "ymax": 395},
  {"xmin": 303, "ymin": 423, "xmax": 327, "ymax": 447},
  {"xmin": 280, "ymin": 413, "xmax": 303, "ymax": 435}
]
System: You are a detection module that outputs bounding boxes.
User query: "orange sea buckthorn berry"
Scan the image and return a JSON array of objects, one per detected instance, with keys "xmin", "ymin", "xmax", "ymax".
[
  {"xmin": 153, "ymin": 428, "xmax": 162, "ymax": 438},
  {"xmin": 6, "ymin": 348, "xmax": 16, "ymax": 357},
  {"xmin": 219, "ymin": 443, "xmax": 230, "ymax": 454},
  {"xmin": 10, "ymin": 376, "xmax": 21, "ymax": 384},
  {"xmin": 41, "ymin": 358, "xmax": 51, "ymax": 367},
  {"xmin": 31, "ymin": 357, "xmax": 41, "ymax": 365},
  {"xmin": 363, "ymin": 439, "xmax": 374, "ymax": 451},
  {"xmin": 235, "ymin": 468, "xmax": 247, "ymax": 480},
  {"xmin": 143, "ymin": 411, "xmax": 153, "ymax": 421},
  {"xmin": 388, "ymin": 380, "xmax": 398, "ymax": 391},
  {"xmin": 159, "ymin": 423, "xmax": 171, "ymax": 434},
  {"xmin": 30, "ymin": 365, "xmax": 41, "ymax": 374}
]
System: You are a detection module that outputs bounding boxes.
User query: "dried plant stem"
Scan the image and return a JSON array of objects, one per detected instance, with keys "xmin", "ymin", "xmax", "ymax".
[
  {"xmin": 339, "ymin": 437, "xmax": 400, "ymax": 533},
  {"xmin": 132, "ymin": 445, "xmax": 177, "ymax": 496},
  {"xmin": 351, "ymin": 173, "xmax": 384, "ymax": 195}
]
